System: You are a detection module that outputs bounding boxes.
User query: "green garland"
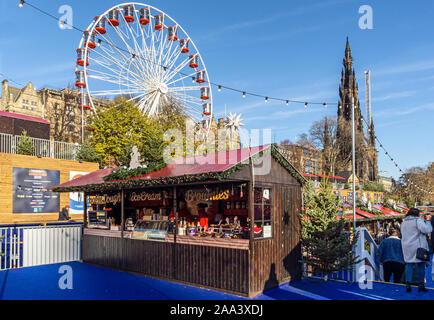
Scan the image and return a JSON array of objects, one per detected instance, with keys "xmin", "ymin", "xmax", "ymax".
[
  {"xmin": 53, "ymin": 145, "xmax": 305, "ymax": 193},
  {"xmin": 103, "ymin": 161, "xmax": 167, "ymax": 181},
  {"xmin": 271, "ymin": 144, "xmax": 306, "ymax": 186}
]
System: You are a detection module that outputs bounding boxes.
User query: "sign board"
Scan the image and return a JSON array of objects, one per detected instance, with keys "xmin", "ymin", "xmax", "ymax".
[
  {"xmin": 263, "ymin": 225, "xmax": 272, "ymax": 238},
  {"xmin": 69, "ymin": 171, "xmax": 89, "ymax": 214},
  {"xmin": 12, "ymin": 167, "xmax": 60, "ymax": 213}
]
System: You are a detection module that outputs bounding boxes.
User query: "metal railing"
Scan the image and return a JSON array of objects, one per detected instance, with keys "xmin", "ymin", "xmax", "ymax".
[
  {"xmin": 0, "ymin": 132, "xmax": 80, "ymax": 160},
  {"xmin": 301, "ymin": 228, "xmax": 385, "ymax": 283},
  {"xmin": 0, "ymin": 223, "xmax": 83, "ymax": 270},
  {"xmin": 354, "ymin": 227, "xmax": 384, "ymax": 282}
]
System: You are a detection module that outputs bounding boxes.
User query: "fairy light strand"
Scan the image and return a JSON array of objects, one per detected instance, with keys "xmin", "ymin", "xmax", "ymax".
[
  {"xmin": 18, "ymin": 0, "xmax": 433, "ymax": 195},
  {"xmin": 19, "ymin": 0, "xmax": 334, "ymax": 106}
]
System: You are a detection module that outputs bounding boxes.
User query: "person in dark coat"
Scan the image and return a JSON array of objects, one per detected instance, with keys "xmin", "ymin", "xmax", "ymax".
[{"xmin": 376, "ymin": 228, "xmax": 405, "ymax": 283}]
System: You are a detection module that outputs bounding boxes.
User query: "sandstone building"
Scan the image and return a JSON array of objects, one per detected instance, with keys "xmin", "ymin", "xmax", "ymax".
[{"xmin": 0, "ymin": 79, "xmax": 109, "ymax": 143}]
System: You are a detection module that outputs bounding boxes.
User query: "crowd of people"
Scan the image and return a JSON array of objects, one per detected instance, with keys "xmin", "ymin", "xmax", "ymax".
[{"xmin": 376, "ymin": 208, "xmax": 433, "ymax": 292}]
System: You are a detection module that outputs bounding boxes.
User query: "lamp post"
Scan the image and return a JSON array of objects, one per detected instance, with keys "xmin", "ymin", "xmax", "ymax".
[{"xmin": 351, "ymin": 97, "xmax": 357, "ymax": 231}]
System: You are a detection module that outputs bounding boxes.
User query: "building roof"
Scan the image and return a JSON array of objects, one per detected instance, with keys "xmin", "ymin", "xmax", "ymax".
[
  {"xmin": 301, "ymin": 173, "xmax": 345, "ymax": 182},
  {"xmin": 52, "ymin": 145, "xmax": 305, "ymax": 193},
  {"xmin": 373, "ymin": 205, "xmax": 405, "ymax": 216},
  {"xmin": 0, "ymin": 110, "xmax": 50, "ymax": 124}
]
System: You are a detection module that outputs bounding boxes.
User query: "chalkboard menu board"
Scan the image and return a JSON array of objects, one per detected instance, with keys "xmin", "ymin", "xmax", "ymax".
[{"xmin": 12, "ymin": 167, "xmax": 60, "ymax": 214}]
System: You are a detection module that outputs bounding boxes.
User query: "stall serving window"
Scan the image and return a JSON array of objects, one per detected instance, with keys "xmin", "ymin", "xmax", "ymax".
[
  {"xmin": 87, "ymin": 192, "xmax": 122, "ymax": 230},
  {"xmin": 253, "ymin": 186, "xmax": 272, "ymax": 239}
]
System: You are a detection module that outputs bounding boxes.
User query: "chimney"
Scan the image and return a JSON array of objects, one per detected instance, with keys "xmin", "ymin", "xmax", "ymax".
[{"xmin": 1, "ymin": 79, "xmax": 9, "ymax": 105}]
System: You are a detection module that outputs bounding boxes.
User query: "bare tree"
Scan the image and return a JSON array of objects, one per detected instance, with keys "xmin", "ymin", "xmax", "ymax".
[
  {"xmin": 41, "ymin": 82, "xmax": 81, "ymax": 142},
  {"xmin": 309, "ymin": 116, "xmax": 350, "ymax": 176},
  {"xmin": 400, "ymin": 164, "xmax": 433, "ymax": 204}
]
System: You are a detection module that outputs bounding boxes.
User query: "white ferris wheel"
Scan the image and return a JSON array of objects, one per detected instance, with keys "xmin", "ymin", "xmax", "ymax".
[{"xmin": 75, "ymin": 2, "xmax": 213, "ymax": 133}]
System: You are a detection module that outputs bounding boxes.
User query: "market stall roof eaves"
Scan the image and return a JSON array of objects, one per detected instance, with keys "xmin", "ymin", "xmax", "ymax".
[
  {"xmin": 49, "ymin": 167, "xmax": 115, "ymax": 192},
  {"xmin": 52, "ymin": 144, "xmax": 305, "ymax": 193}
]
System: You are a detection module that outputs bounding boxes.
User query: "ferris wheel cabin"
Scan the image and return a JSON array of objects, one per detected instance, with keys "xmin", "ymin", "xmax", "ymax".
[
  {"xmin": 108, "ymin": 9, "xmax": 120, "ymax": 27},
  {"xmin": 94, "ymin": 16, "xmax": 107, "ymax": 34},
  {"xmin": 75, "ymin": 71, "xmax": 87, "ymax": 89},
  {"xmin": 76, "ymin": 48, "xmax": 89, "ymax": 67},
  {"xmin": 179, "ymin": 38, "xmax": 189, "ymax": 53},
  {"xmin": 189, "ymin": 54, "xmax": 199, "ymax": 68},
  {"xmin": 168, "ymin": 26, "xmax": 178, "ymax": 41},
  {"xmin": 79, "ymin": 92, "xmax": 91, "ymax": 109},
  {"xmin": 154, "ymin": 15, "xmax": 164, "ymax": 30},
  {"xmin": 84, "ymin": 31, "xmax": 96, "ymax": 49},
  {"xmin": 200, "ymin": 87, "xmax": 210, "ymax": 100},
  {"xmin": 123, "ymin": 5, "xmax": 135, "ymax": 23},
  {"xmin": 202, "ymin": 103, "xmax": 211, "ymax": 116},
  {"xmin": 139, "ymin": 8, "xmax": 150, "ymax": 25},
  {"xmin": 196, "ymin": 70, "xmax": 206, "ymax": 84}
]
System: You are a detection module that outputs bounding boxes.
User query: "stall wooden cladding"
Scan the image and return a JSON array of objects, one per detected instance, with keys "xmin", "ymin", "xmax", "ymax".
[
  {"xmin": 0, "ymin": 153, "xmax": 99, "ymax": 224},
  {"xmin": 82, "ymin": 156, "xmax": 303, "ymax": 297}
]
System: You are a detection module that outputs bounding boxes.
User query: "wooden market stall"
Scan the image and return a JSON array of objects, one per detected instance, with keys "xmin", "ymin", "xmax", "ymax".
[{"xmin": 52, "ymin": 145, "xmax": 305, "ymax": 297}]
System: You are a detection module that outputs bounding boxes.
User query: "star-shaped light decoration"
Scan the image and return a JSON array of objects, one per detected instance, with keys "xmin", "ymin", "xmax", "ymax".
[{"xmin": 225, "ymin": 112, "xmax": 244, "ymax": 149}]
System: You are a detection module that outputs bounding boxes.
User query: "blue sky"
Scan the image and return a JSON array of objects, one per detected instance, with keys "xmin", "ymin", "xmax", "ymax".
[{"xmin": 0, "ymin": 0, "xmax": 433, "ymax": 180}]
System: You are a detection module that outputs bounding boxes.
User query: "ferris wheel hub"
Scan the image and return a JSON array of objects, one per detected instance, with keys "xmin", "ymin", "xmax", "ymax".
[{"xmin": 159, "ymin": 83, "xmax": 169, "ymax": 94}]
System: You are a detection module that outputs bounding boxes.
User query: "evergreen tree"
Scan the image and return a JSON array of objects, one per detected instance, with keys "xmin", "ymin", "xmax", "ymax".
[
  {"xmin": 16, "ymin": 130, "xmax": 34, "ymax": 156},
  {"xmin": 76, "ymin": 140, "xmax": 101, "ymax": 164},
  {"xmin": 301, "ymin": 181, "xmax": 359, "ymax": 280}
]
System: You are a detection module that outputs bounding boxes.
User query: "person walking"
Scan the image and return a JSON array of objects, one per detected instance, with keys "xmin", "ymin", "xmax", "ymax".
[
  {"xmin": 400, "ymin": 208, "xmax": 433, "ymax": 292},
  {"xmin": 376, "ymin": 228, "xmax": 405, "ymax": 283}
]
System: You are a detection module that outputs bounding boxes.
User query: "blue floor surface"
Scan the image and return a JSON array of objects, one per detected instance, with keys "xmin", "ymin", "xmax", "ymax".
[{"xmin": 1, "ymin": 261, "xmax": 434, "ymax": 300}]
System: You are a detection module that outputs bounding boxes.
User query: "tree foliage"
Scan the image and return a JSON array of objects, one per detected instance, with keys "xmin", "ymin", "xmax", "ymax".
[
  {"xmin": 396, "ymin": 164, "xmax": 433, "ymax": 205},
  {"xmin": 301, "ymin": 181, "xmax": 359, "ymax": 278},
  {"xmin": 16, "ymin": 130, "xmax": 34, "ymax": 156},
  {"xmin": 76, "ymin": 139, "xmax": 101, "ymax": 163},
  {"xmin": 88, "ymin": 98, "xmax": 186, "ymax": 167},
  {"xmin": 362, "ymin": 181, "xmax": 385, "ymax": 192}
]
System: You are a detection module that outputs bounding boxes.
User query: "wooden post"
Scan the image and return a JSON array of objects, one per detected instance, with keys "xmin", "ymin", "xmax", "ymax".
[
  {"xmin": 83, "ymin": 192, "xmax": 88, "ymax": 228},
  {"xmin": 121, "ymin": 189, "xmax": 125, "ymax": 239},
  {"xmin": 172, "ymin": 186, "xmax": 177, "ymax": 280},
  {"xmin": 248, "ymin": 182, "xmax": 254, "ymax": 243},
  {"xmin": 173, "ymin": 186, "xmax": 177, "ymax": 243}
]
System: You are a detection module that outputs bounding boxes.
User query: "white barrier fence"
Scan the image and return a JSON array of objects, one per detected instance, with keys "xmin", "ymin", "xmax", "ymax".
[
  {"xmin": 0, "ymin": 224, "xmax": 82, "ymax": 270},
  {"xmin": 0, "ymin": 132, "xmax": 80, "ymax": 160},
  {"xmin": 354, "ymin": 227, "xmax": 384, "ymax": 283},
  {"xmin": 301, "ymin": 227, "xmax": 384, "ymax": 283}
]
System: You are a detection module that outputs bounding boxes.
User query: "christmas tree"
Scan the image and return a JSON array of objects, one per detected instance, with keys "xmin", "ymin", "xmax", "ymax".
[
  {"xmin": 16, "ymin": 130, "xmax": 34, "ymax": 156},
  {"xmin": 301, "ymin": 180, "xmax": 359, "ymax": 280}
]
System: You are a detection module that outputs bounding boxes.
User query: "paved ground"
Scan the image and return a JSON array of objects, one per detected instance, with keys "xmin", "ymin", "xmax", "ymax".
[{"xmin": 1, "ymin": 262, "xmax": 433, "ymax": 300}]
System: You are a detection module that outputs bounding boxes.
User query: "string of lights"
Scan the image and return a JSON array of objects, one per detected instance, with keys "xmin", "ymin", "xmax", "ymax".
[
  {"xmin": 18, "ymin": 0, "xmax": 333, "ymax": 107},
  {"xmin": 360, "ymin": 115, "xmax": 433, "ymax": 195},
  {"xmin": 0, "ymin": 72, "xmax": 25, "ymax": 87},
  {"xmin": 17, "ymin": 0, "xmax": 432, "ymax": 196}
]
